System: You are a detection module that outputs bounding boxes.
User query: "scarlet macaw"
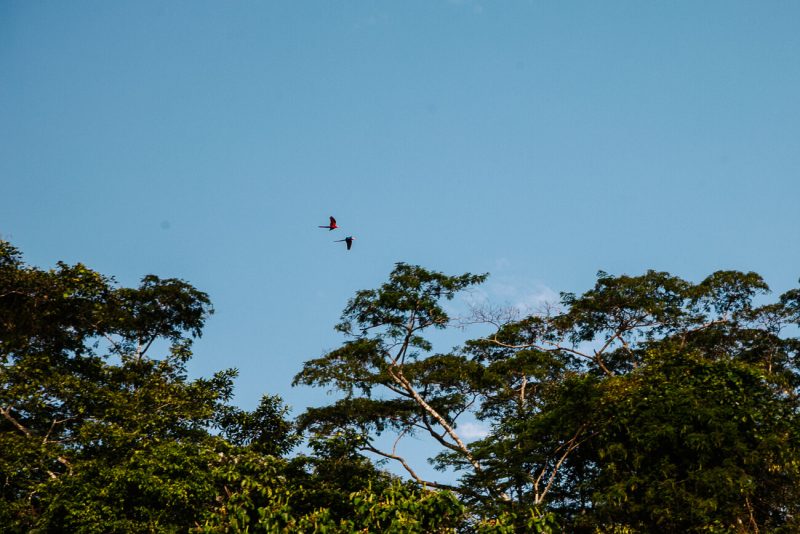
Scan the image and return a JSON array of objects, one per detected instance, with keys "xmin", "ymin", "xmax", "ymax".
[{"xmin": 318, "ymin": 216, "xmax": 338, "ymax": 231}]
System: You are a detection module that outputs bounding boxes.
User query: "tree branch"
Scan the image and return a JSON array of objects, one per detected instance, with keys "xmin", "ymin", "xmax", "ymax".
[
  {"xmin": 43, "ymin": 417, "xmax": 75, "ymax": 445},
  {"xmin": 486, "ymin": 336, "xmax": 596, "ymax": 364},
  {"xmin": 419, "ymin": 416, "xmax": 461, "ymax": 454},
  {"xmin": 56, "ymin": 455, "xmax": 73, "ymax": 475},
  {"xmin": 362, "ymin": 443, "xmax": 462, "ymax": 493},
  {"xmin": 531, "ymin": 424, "xmax": 591, "ymax": 505},
  {"xmin": 102, "ymin": 332, "xmax": 124, "ymax": 355},
  {"xmin": 387, "ymin": 365, "xmax": 484, "ymax": 476},
  {"xmin": 137, "ymin": 334, "xmax": 158, "ymax": 360},
  {"xmin": 1, "ymin": 405, "xmax": 31, "ymax": 437}
]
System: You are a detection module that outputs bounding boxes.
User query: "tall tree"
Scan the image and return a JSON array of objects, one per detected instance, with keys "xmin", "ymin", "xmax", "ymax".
[
  {"xmin": 297, "ymin": 264, "xmax": 800, "ymax": 532},
  {"xmin": 293, "ymin": 263, "xmax": 492, "ymax": 493},
  {"xmin": 5, "ymin": 239, "xmax": 799, "ymax": 532},
  {"xmin": 0, "ymin": 239, "xmax": 233, "ymax": 531},
  {"xmin": 0, "ymin": 241, "xmax": 468, "ymax": 533}
]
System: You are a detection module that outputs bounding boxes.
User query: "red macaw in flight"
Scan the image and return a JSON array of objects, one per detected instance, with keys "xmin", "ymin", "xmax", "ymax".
[
  {"xmin": 335, "ymin": 236, "xmax": 354, "ymax": 250},
  {"xmin": 318, "ymin": 216, "xmax": 338, "ymax": 231}
]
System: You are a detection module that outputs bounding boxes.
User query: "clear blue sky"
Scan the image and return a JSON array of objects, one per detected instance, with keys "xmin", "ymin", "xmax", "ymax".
[{"xmin": 3, "ymin": 1, "xmax": 800, "ymax": 479}]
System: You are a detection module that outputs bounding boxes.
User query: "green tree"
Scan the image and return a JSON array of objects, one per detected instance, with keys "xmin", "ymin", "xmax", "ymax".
[
  {"xmin": 0, "ymin": 240, "xmax": 288, "ymax": 532},
  {"xmin": 5, "ymin": 238, "xmax": 800, "ymax": 532},
  {"xmin": 297, "ymin": 264, "xmax": 800, "ymax": 532},
  {"xmin": 0, "ymin": 240, "xmax": 468, "ymax": 533},
  {"xmin": 588, "ymin": 349, "xmax": 800, "ymax": 532},
  {"xmin": 293, "ymin": 264, "xmax": 492, "ymax": 493}
]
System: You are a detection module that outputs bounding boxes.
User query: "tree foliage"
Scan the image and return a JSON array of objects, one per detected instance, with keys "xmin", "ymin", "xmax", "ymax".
[
  {"xmin": 3, "ymin": 239, "xmax": 800, "ymax": 533},
  {"xmin": 0, "ymin": 241, "xmax": 470, "ymax": 533},
  {"xmin": 298, "ymin": 263, "xmax": 800, "ymax": 532}
]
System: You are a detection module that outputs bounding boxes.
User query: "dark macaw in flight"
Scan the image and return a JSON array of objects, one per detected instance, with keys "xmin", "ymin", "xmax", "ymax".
[
  {"xmin": 318, "ymin": 216, "xmax": 338, "ymax": 231},
  {"xmin": 335, "ymin": 236, "xmax": 354, "ymax": 250}
]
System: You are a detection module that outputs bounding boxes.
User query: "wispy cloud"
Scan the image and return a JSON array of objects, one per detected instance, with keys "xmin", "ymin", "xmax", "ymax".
[
  {"xmin": 457, "ymin": 274, "xmax": 561, "ymax": 320},
  {"xmin": 458, "ymin": 421, "xmax": 490, "ymax": 441},
  {"xmin": 437, "ymin": 265, "xmax": 561, "ymax": 349}
]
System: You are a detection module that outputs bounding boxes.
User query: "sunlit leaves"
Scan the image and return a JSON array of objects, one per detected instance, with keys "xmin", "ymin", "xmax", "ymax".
[
  {"xmin": 335, "ymin": 263, "xmax": 487, "ymax": 341},
  {"xmin": 4, "ymin": 238, "xmax": 800, "ymax": 532},
  {"xmin": 590, "ymin": 351, "xmax": 800, "ymax": 531},
  {"xmin": 299, "ymin": 262, "xmax": 800, "ymax": 531}
]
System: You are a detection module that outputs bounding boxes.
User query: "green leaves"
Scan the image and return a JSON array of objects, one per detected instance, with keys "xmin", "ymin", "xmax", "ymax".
[
  {"xmin": 4, "ymin": 238, "xmax": 800, "ymax": 532},
  {"xmin": 0, "ymin": 241, "xmax": 233, "ymax": 532},
  {"xmin": 293, "ymin": 338, "xmax": 386, "ymax": 396},
  {"xmin": 335, "ymin": 263, "xmax": 487, "ymax": 341},
  {"xmin": 296, "ymin": 264, "xmax": 495, "ymax": 497},
  {"xmin": 560, "ymin": 269, "xmax": 694, "ymax": 342},
  {"xmin": 112, "ymin": 274, "xmax": 213, "ymax": 344},
  {"xmin": 344, "ymin": 481, "xmax": 465, "ymax": 533},
  {"xmin": 298, "ymin": 263, "xmax": 800, "ymax": 531},
  {"xmin": 589, "ymin": 350, "xmax": 800, "ymax": 531},
  {"xmin": 694, "ymin": 270, "xmax": 769, "ymax": 318},
  {"xmin": 218, "ymin": 394, "xmax": 299, "ymax": 457}
]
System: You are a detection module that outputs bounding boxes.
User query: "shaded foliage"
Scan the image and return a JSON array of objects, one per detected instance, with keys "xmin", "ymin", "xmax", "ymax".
[
  {"xmin": 0, "ymin": 241, "xmax": 471, "ymax": 533},
  {"xmin": 299, "ymin": 263, "xmax": 800, "ymax": 532},
  {"xmin": 3, "ymin": 239, "xmax": 800, "ymax": 532}
]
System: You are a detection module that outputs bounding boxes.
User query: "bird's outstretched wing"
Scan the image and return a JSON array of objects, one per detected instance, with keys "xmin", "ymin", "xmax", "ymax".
[
  {"xmin": 335, "ymin": 236, "xmax": 354, "ymax": 250},
  {"xmin": 318, "ymin": 216, "xmax": 338, "ymax": 230}
]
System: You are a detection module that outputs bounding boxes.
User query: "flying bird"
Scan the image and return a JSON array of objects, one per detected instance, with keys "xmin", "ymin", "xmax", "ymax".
[
  {"xmin": 318, "ymin": 216, "xmax": 338, "ymax": 231},
  {"xmin": 335, "ymin": 236, "xmax": 355, "ymax": 250}
]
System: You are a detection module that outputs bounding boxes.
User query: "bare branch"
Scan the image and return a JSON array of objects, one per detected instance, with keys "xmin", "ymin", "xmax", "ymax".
[
  {"xmin": 460, "ymin": 303, "xmax": 520, "ymax": 330},
  {"xmin": 102, "ymin": 333, "xmax": 124, "ymax": 355},
  {"xmin": 137, "ymin": 334, "xmax": 158, "ymax": 360},
  {"xmin": 391, "ymin": 428, "xmax": 407, "ymax": 457},
  {"xmin": 56, "ymin": 455, "xmax": 73, "ymax": 476},
  {"xmin": 43, "ymin": 417, "xmax": 75, "ymax": 445},
  {"xmin": 486, "ymin": 336, "xmax": 595, "ymax": 362},
  {"xmin": 591, "ymin": 350, "xmax": 614, "ymax": 377},
  {"xmin": 745, "ymin": 495, "xmax": 760, "ymax": 534},
  {"xmin": 594, "ymin": 331, "xmax": 619, "ymax": 359},
  {"xmin": 449, "ymin": 394, "xmax": 478, "ymax": 423},
  {"xmin": 685, "ymin": 318, "xmax": 729, "ymax": 334},
  {"xmin": 420, "ymin": 416, "xmax": 461, "ymax": 454},
  {"xmin": 679, "ymin": 318, "xmax": 730, "ymax": 349},
  {"xmin": 382, "ymin": 380, "xmax": 413, "ymax": 398},
  {"xmin": 1, "ymin": 405, "xmax": 31, "ymax": 437},
  {"xmin": 386, "ymin": 365, "xmax": 491, "ymax": 483},
  {"xmin": 362, "ymin": 443, "xmax": 462, "ymax": 493},
  {"xmin": 531, "ymin": 424, "xmax": 591, "ymax": 505}
]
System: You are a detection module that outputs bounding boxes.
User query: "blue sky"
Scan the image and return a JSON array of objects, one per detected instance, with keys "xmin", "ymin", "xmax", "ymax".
[{"xmin": 3, "ymin": 1, "xmax": 800, "ymax": 481}]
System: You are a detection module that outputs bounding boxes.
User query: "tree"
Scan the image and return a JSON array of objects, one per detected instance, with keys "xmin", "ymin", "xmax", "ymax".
[
  {"xmin": 0, "ymin": 240, "xmax": 467, "ymax": 533},
  {"xmin": 588, "ymin": 349, "xmax": 800, "ymax": 532},
  {"xmin": 297, "ymin": 264, "xmax": 800, "ymax": 532},
  {"xmin": 0, "ymin": 239, "xmax": 238, "ymax": 531},
  {"xmin": 293, "ymin": 264, "xmax": 492, "ymax": 492},
  {"xmin": 5, "ymin": 238, "xmax": 800, "ymax": 532}
]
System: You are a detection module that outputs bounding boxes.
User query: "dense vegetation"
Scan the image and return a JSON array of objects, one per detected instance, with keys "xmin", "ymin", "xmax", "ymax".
[{"xmin": 2, "ymin": 239, "xmax": 799, "ymax": 532}]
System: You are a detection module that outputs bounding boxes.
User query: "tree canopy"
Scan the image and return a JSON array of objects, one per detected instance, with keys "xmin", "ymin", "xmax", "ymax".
[
  {"xmin": 296, "ymin": 263, "xmax": 800, "ymax": 532},
  {"xmin": 0, "ymin": 241, "xmax": 460, "ymax": 533},
  {"xmin": 2, "ymin": 239, "xmax": 799, "ymax": 532}
]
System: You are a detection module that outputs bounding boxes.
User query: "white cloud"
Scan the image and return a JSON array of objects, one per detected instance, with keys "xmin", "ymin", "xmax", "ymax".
[
  {"xmin": 457, "ymin": 275, "xmax": 561, "ymax": 320},
  {"xmin": 458, "ymin": 421, "xmax": 490, "ymax": 441}
]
